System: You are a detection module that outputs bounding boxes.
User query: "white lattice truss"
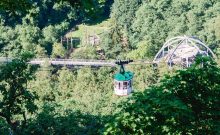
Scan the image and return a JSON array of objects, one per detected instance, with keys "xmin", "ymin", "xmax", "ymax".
[{"xmin": 153, "ymin": 36, "xmax": 216, "ymax": 67}]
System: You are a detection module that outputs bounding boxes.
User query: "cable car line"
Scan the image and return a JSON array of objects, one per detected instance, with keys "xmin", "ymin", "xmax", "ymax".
[
  {"xmin": 0, "ymin": 36, "xmax": 215, "ymax": 96},
  {"xmin": 0, "ymin": 57, "xmax": 155, "ymax": 67}
]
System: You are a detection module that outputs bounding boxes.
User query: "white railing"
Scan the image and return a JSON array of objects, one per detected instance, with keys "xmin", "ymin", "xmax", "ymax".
[
  {"xmin": 0, "ymin": 57, "xmax": 116, "ymax": 66},
  {"xmin": 0, "ymin": 57, "xmax": 154, "ymax": 66}
]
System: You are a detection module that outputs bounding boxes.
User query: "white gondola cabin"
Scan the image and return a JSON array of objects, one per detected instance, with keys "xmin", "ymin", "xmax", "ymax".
[{"xmin": 114, "ymin": 60, "xmax": 134, "ymax": 96}]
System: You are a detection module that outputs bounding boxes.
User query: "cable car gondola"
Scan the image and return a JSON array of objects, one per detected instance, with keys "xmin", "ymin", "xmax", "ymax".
[{"xmin": 114, "ymin": 60, "xmax": 134, "ymax": 96}]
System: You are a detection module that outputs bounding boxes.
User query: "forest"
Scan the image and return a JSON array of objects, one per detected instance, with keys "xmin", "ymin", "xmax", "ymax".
[{"xmin": 0, "ymin": 0, "xmax": 220, "ymax": 134}]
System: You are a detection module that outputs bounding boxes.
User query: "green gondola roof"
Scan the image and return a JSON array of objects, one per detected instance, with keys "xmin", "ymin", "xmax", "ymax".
[{"xmin": 114, "ymin": 71, "xmax": 134, "ymax": 81}]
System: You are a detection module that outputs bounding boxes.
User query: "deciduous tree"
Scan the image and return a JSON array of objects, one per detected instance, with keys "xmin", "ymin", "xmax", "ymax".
[{"xmin": 0, "ymin": 52, "xmax": 38, "ymax": 133}]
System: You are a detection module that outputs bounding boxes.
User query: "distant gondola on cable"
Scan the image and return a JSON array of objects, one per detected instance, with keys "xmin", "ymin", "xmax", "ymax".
[{"xmin": 114, "ymin": 60, "xmax": 134, "ymax": 96}]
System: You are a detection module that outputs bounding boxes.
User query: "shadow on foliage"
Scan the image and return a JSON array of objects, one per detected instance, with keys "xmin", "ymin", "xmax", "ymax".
[
  {"xmin": 22, "ymin": 104, "xmax": 111, "ymax": 135},
  {"xmin": 104, "ymin": 57, "xmax": 220, "ymax": 135}
]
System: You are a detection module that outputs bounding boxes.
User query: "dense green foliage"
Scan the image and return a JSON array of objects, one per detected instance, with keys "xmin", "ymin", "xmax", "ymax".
[
  {"xmin": 0, "ymin": 0, "xmax": 111, "ymax": 25},
  {"xmin": 0, "ymin": 0, "xmax": 112, "ymax": 57},
  {"xmin": 0, "ymin": 0, "xmax": 219, "ymax": 134},
  {"xmin": 0, "ymin": 53, "xmax": 38, "ymax": 134},
  {"xmin": 104, "ymin": 57, "xmax": 220, "ymax": 134},
  {"xmin": 105, "ymin": 0, "xmax": 220, "ymax": 59}
]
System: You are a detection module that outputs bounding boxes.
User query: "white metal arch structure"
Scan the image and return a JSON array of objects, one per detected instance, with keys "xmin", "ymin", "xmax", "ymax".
[{"xmin": 153, "ymin": 36, "xmax": 216, "ymax": 67}]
